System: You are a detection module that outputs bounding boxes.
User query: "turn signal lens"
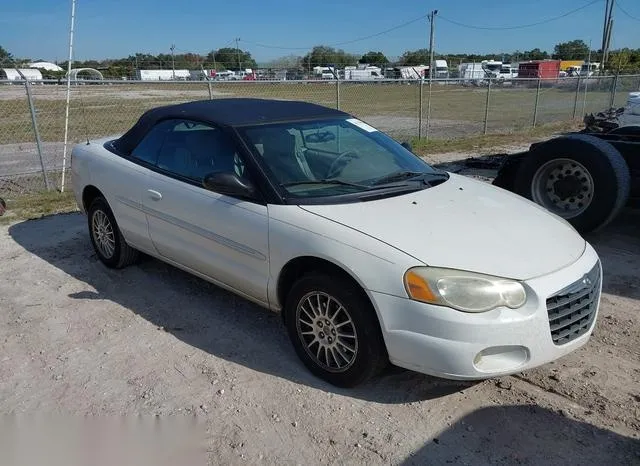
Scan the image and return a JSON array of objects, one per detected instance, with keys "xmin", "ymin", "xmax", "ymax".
[{"xmin": 404, "ymin": 270, "xmax": 438, "ymax": 303}]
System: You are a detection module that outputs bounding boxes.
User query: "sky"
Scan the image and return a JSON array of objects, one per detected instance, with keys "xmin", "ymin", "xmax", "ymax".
[{"xmin": 1, "ymin": 0, "xmax": 639, "ymax": 63}]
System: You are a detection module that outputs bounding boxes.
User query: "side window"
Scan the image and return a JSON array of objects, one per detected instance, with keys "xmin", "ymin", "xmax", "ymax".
[
  {"xmin": 130, "ymin": 119, "xmax": 175, "ymax": 165},
  {"xmin": 153, "ymin": 120, "xmax": 247, "ymax": 183}
]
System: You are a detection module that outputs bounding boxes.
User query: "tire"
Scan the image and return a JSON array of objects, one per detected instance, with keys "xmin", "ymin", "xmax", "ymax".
[
  {"xmin": 88, "ymin": 196, "xmax": 139, "ymax": 269},
  {"xmin": 513, "ymin": 134, "xmax": 631, "ymax": 233},
  {"xmin": 284, "ymin": 273, "xmax": 388, "ymax": 388}
]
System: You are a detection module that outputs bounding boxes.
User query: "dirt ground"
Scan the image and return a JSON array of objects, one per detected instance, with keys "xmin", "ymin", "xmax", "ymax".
[{"xmin": 0, "ymin": 156, "xmax": 639, "ymax": 464}]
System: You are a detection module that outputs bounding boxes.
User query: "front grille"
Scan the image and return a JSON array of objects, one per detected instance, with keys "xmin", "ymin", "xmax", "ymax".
[{"xmin": 546, "ymin": 262, "xmax": 601, "ymax": 345}]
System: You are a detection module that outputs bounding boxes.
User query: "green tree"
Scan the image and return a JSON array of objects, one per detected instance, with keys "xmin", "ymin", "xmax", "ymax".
[
  {"xmin": 553, "ymin": 40, "xmax": 589, "ymax": 60},
  {"xmin": 359, "ymin": 51, "xmax": 388, "ymax": 66},
  {"xmin": 399, "ymin": 49, "xmax": 429, "ymax": 66},
  {"xmin": 301, "ymin": 46, "xmax": 358, "ymax": 67},
  {"xmin": 0, "ymin": 45, "xmax": 13, "ymax": 65},
  {"xmin": 521, "ymin": 48, "xmax": 550, "ymax": 61},
  {"xmin": 213, "ymin": 48, "xmax": 257, "ymax": 71}
]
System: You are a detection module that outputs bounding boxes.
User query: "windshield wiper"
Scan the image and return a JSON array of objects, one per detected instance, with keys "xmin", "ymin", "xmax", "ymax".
[
  {"xmin": 371, "ymin": 171, "xmax": 425, "ymax": 186},
  {"xmin": 372, "ymin": 171, "xmax": 450, "ymax": 187},
  {"xmin": 281, "ymin": 179, "xmax": 369, "ymax": 189}
]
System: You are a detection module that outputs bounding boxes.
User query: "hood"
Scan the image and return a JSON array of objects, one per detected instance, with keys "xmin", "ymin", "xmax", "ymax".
[{"xmin": 300, "ymin": 174, "xmax": 585, "ymax": 280}]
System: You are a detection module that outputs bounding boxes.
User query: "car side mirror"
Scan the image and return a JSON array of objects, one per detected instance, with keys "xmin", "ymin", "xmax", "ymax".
[
  {"xmin": 203, "ymin": 172, "xmax": 256, "ymax": 198},
  {"xmin": 401, "ymin": 141, "xmax": 413, "ymax": 152}
]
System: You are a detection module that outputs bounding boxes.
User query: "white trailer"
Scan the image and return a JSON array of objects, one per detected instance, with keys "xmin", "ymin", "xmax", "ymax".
[
  {"xmin": 434, "ymin": 60, "xmax": 449, "ymax": 79},
  {"xmin": 343, "ymin": 65, "xmax": 383, "ymax": 80},
  {"xmin": 313, "ymin": 66, "xmax": 337, "ymax": 79},
  {"xmin": 459, "ymin": 63, "xmax": 485, "ymax": 81}
]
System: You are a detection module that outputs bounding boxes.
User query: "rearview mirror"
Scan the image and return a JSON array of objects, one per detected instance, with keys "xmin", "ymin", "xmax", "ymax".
[
  {"xmin": 305, "ymin": 131, "xmax": 336, "ymax": 144},
  {"xmin": 203, "ymin": 172, "xmax": 256, "ymax": 198}
]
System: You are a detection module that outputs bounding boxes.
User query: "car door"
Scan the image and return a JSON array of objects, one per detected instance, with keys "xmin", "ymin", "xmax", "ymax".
[
  {"xmin": 141, "ymin": 119, "xmax": 270, "ymax": 304},
  {"xmin": 97, "ymin": 125, "xmax": 172, "ymax": 254}
]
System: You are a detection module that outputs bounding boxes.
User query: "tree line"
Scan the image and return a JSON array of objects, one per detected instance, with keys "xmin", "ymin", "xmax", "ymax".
[{"xmin": 2, "ymin": 40, "xmax": 640, "ymax": 79}]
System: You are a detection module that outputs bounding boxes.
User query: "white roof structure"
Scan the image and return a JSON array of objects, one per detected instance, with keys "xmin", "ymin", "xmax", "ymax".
[
  {"xmin": 0, "ymin": 68, "xmax": 43, "ymax": 80},
  {"xmin": 28, "ymin": 61, "xmax": 64, "ymax": 72},
  {"xmin": 67, "ymin": 68, "xmax": 104, "ymax": 80}
]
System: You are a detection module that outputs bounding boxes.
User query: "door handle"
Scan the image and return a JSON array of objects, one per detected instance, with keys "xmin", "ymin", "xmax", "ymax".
[{"xmin": 147, "ymin": 189, "xmax": 162, "ymax": 201}]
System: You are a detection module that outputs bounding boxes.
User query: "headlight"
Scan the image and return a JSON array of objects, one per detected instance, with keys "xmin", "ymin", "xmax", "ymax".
[{"xmin": 404, "ymin": 267, "xmax": 526, "ymax": 313}]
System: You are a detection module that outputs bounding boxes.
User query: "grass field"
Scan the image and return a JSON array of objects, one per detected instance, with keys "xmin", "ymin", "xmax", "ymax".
[{"xmin": 0, "ymin": 79, "xmax": 633, "ymax": 147}]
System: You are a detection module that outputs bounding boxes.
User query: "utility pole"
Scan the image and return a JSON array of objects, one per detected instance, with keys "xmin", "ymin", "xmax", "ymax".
[
  {"xmin": 170, "ymin": 44, "xmax": 176, "ymax": 79},
  {"xmin": 428, "ymin": 10, "xmax": 438, "ymax": 80},
  {"xmin": 235, "ymin": 37, "xmax": 242, "ymax": 71},
  {"xmin": 601, "ymin": 0, "xmax": 615, "ymax": 69}
]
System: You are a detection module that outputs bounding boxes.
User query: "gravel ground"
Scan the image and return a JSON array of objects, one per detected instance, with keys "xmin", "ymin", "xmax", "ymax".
[{"xmin": 0, "ymin": 161, "xmax": 639, "ymax": 464}]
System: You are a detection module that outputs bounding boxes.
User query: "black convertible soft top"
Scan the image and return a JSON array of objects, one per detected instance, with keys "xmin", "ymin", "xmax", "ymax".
[{"xmin": 113, "ymin": 98, "xmax": 349, "ymax": 155}]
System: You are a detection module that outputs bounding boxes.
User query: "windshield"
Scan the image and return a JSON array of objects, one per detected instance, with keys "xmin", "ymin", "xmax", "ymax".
[{"xmin": 239, "ymin": 117, "xmax": 441, "ymax": 199}]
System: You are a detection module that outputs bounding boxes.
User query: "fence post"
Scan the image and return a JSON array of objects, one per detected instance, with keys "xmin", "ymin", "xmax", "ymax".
[
  {"xmin": 483, "ymin": 78, "xmax": 492, "ymax": 135},
  {"xmin": 572, "ymin": 76, "xmax": 581, "ymax": 119},
  {"xmin": 418, "ymin": 78, "xmax": 423, "ymax": 139},
  {"xmin": 426, "ymin": 77, "xmax": 434, "ymax": 140},
  {"xmin": 533, "ymin": 78, "xmax": 541, "ymax": 128},
  {"xmin": 335, "ymin": 75, "xmax": 340, "ymax": 110},
  {"xmin": 24, "ymin": 80, "xmax": 51, "ymax": 191},
  {"xmin": 581, "ymin": 74, "xmax": 590, "ymax": 118},
  {"xmin": 609, "ymin": 74, "xmax": 618, "ymax": 109},
  {"xmin": 205, "ymin": 77, "xmax": 213, "ymax": 100}
]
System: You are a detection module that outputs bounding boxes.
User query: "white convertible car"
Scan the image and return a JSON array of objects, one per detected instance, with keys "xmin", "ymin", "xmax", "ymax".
[{"xmin": 71, "ymin": 98, "xmax": 602, "ymax": 387}]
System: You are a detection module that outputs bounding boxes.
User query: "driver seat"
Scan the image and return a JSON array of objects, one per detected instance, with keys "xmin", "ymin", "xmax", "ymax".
[{"xmin": 261, "ymin": 130, "xmax": 315, "ymax": 183}]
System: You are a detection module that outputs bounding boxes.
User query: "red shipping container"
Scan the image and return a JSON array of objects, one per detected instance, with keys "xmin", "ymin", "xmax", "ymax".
[{"xmin": 518, "ymin": 60, "xmax": 561, "ymax": 79}]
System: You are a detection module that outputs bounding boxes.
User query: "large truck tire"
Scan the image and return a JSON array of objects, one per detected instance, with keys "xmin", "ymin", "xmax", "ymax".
[{"xmin": 513, "ymin": 134, "xmax": 630, "ymax": 234}]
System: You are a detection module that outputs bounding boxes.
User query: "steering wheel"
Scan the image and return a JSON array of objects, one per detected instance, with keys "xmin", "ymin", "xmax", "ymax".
[{"xmin": 326, "ymin": 150, "xmax": 360, "ymax": 179}]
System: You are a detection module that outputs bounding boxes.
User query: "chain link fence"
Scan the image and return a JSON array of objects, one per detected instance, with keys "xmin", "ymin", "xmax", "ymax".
[{"xmin": 1, "ymin": 75, "xmax": 639, "ymax": 195}]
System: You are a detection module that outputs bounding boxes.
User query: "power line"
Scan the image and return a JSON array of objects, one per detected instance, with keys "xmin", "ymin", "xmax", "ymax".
[
  {"xmin": 439, "ymin": 0, "xmax": 603, "ymax": 30},
  {"xmin": 239, "ymin": 13, "xmax": 429, "ymax": 50},
  {"xmin": 617, "ymin": 1, "xmax": 640, "ymax": 21}
]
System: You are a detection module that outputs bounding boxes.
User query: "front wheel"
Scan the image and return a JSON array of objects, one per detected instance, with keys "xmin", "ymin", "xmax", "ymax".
[
  {"xmin": 284, "ymin": 273, "xmax": 387, "ymax": 387},
  {"xmin": 88, "ymin": 197, "xmax": 139, "ymax": 269}
]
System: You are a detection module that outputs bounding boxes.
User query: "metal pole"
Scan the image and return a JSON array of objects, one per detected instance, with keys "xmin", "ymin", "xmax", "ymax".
[
  {"xmin": 24, "ymin": 81, "xmax": 51, "ymax": 190},
  {"xmin": 235, "ymin": 38, "xmax": 242, "ymax": 71},
  {"xmin": 418, "ymin": 78, "xmax": 423, "ymax": 139},
  {"xmin": 533, "ymin": 77, "xmax": 541, "ymax": 127},
  {"xmin": 170, "ymin": 44, "xmax": 175, "ymax": 79},
  {"xmin": 581, "ymin": 47, "xmax": 592, "ymax": 117},
  {"xmin": 426, "ymin": 77, "xmax": 434, "ymax": 140},
  {"xmin": 60, "ymin": 0, "xmax": 76, "ymax": 193},
  {"xmin": 336, "ymin": 74, "xmax": 340, "ymax": 110},
  {"xmin": 572, "ymin": 76, "xmax": 581, "ymax": 119},
  {"xmin": 428, "ymin": 11, "xmax": 438, "ymax": 81},
  {"xmin": 202, "ymin": 64, "xmax": 213, "ymax": 99},
  {"xmin": 610, "ymin": 73, "xmax": 618, "ymax": 108},
  {"xmin": 483, "ymin": 78, "xmax": 492, "ymax": 135},
  {"xmin": 582, "ymin": 71, "xmax": 590, "ymax": 118}
]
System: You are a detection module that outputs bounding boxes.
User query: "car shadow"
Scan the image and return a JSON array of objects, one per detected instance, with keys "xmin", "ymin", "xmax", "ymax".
[
  {"xmin": 8, "ymin": 213, "xmax": 476, "ymax": 404},
  {"xmin": 401, "ymin": 405, "xmax": 640, "ymax": 465}
]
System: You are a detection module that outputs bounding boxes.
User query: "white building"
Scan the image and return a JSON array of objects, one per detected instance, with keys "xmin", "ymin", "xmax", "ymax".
[
  {"xmin": 136, "ymin": 69, "xmax": 190, "ymax": 81},
  {"xmin": 28, "ymin": 61, "xmax": 64, "ymax": 72},
  {"xmin": 0, "ymin": 68, "xmax": 43, "ymax": 81}
]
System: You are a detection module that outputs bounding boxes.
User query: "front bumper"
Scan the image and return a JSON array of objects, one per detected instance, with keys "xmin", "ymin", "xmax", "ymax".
[{"xmin": 372, "ymin": 243, "xmax": 601, "ymax": 380}]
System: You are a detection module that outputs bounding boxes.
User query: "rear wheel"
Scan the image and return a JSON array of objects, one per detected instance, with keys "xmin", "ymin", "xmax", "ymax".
[
  {"xmin": 514, "ymin": 135, "xmax": 630, "ymax": 233},
  {"xmin": 284, "ymin": 273, "xmax": 387, "ymax": 387},
  {"xmin": 88, "ymin": 197, "xmax": 139, "ymax": 268}
]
